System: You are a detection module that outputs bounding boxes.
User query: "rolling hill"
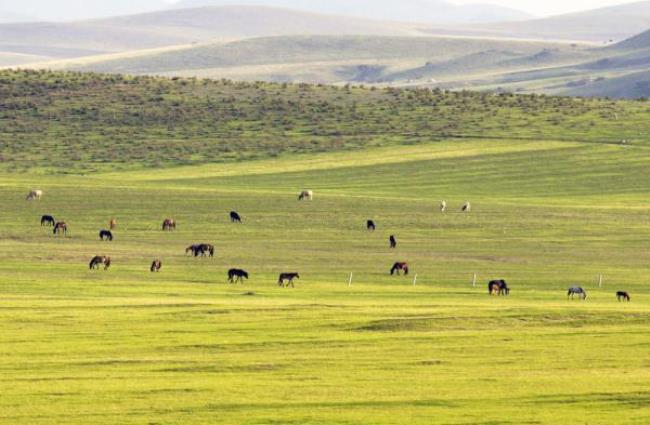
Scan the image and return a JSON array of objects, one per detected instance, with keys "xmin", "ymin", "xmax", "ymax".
[
  {"xmin": 423, "ymin": 0, "xmax": 650, "ymax": 43},
  {"xmin": 0, "ymin": 6, "xmax": 416, "ymax": 65},
  {"xmin": 54, "ymin": 35, "xmax": 582, "ymax": 81},
  {"xmin": 174, "ymin": 0, "xmax": 532, "ymax": 24}
]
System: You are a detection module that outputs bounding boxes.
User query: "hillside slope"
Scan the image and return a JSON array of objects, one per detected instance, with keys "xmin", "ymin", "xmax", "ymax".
[
  {"xmin": 58, "ymin": 35, "xmax": 580, "ymax": 80},
  {"xmin": 1, "ymin": 69, "xmax": 648, "ymax": 173}
]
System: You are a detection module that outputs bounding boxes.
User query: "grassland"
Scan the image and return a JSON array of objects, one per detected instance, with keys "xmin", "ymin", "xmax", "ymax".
[
  {"xmin": 1, "ymin": 71, "xmax": 650, "ymax": 424},
  {"xmin": 1, "ymin": 136, "xmax": 650, "ymax": 424}
]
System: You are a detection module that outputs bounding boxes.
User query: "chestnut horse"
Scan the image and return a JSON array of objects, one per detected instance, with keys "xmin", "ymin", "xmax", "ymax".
[
  {"xmin": 162, "ymin": 219, "xmax": 176, "ymax": 231},
  {"xmin": 53, "ymin": 222, "xmax": 67, "ymax": 235}
]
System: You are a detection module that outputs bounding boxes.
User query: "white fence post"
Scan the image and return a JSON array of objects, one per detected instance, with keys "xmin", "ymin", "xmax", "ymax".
[
  {"xmin": 598, "ymin": 274, "xmax": 603, "ymax": 288},
  {"xmin": 413, "ymin": 274, "xmax": 418, "ymax": 286},
  {"xmin": 348, "ymin": 272, "xmax": 353, "ymax": 287},
  {"xmin": 472, "ymin": 273, "xmax": 477, "ymax": 287}
]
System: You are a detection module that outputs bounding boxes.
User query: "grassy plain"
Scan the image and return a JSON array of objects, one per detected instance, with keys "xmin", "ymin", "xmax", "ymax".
[{"xmin": 1, "ymin": 136, "xmax": 649, "ymax": 424}]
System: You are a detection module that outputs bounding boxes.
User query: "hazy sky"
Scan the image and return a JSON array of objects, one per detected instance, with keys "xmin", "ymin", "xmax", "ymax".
[
  {"xmin": 450, "ymin": 0, "xmax": 639, "ymax": 16},
  {"xmin": 0, "ymin": 0, "xmax": 642, "ymax": 20}
]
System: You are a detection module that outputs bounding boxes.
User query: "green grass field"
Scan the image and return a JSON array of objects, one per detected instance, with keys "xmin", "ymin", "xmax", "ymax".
[{"xmin": 1, "ymin": 136, "xmax": 649, "ymax": 424}]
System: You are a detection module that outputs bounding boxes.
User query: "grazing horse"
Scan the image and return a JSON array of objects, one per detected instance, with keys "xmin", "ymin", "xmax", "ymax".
[
  {"xmin": 367, "ymin": 220, "xmax": 376, "ymax": 231},
  {"xmin": 440, "ymin": 200, "xmax": 447, "ymax": 212},
  {"xmin": 228, "ymin": 269, "xmax": 249, "ymax": 284},
  {"xmin": 41, "ymin": 215, "xmax": 55, "ymax": 227},
  {"xmin": 89, "ymin": 256, "xmax": 111, "ymax": 270},
  {"xmin": 99, "ymin": 230, "xmax": 113, "ymax": 241},
  {"xmin": 230, "ymin": 211, "xmax": 242, "ymax": 223},
  {"xmin": 298, "ymin": 190, "xmax": 313, "ymax": 201},
  {"xmin": 187, "ymin": 244, "xmax": 214, "ymax": 257},
  {"xmin": 162, "ymin": 218, "xmax": 176, "ymax": 231},
  {"xmin": 53, "ymin": 222, "xmax": 67, "ymax": 236},
  {"xmin": 109, "ymin": 218, "xmax": 117, "ymax": 230},
  {"xmin": 150, "ymin": 260, "xmax": 162, "ymax": 272},
  {"xmin": 26, "ymin": 190, "xmax": 43, "ymax": 201},
  {"xmin": 390, "ymin": 262, "xmax": 409, "ymax": 275},
  {"xmin": 616, "ymin": 291, "xmax": 631, "ymax": 302},
  {"xmin": 461, "ymin": 201, "xmax": 471, "ymax": 213},
  {"xmin": 278, "ymin": 273, "xmax": 300, "ymax": 287},
  {"xmin": 489, "ymin": 280, "xmax": 510, "ymax": 296},
  {"xmin": 389, "ymin": 235, "xmax": 397, "ymax": 249},
  {"xmin": 198, "ymin": 244, "xmax": 215, "ymax": 258},
  {"xmin": 568, "ymin": 287, "xmax": 587, "ymax": 300}
]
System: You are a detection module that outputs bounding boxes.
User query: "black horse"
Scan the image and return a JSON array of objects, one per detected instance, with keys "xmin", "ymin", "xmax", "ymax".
[
  {"xmin": 616, "ymin": 291, "xmax": 630, "ymax": 302},
  {"xmin": 99, "ymin": 230, "xmax": 113, "ymax": 241},
  {"xmin": 230, "ymin": 211, "xmax": 242, "ymax": 223},
  {"xmin": 367, "ymin": 220, "xmax": 376, "ymax": 231},
  {"xmin": 228, "ymin": 269, "xmax": 249, "ymax": 283},
  {"xmin": 489, "ymin": 280, "xmax": 510, "ymax": 296},
  {"xmin": 41, "ymin": 215, "xmax": 55, "ymax": 227},
  {"xmin": 390, "ymin": 262, "xmax": 409, "ymax": 275},
  {"xmin": 278, "ymin": 273, "xmax": 300, "ymax": 287},
  {"xmin": 389, "ymin": 235, "xmax": 397, "ymax": 249}
]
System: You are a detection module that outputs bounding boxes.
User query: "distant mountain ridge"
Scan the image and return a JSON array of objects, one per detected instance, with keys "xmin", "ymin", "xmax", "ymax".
[{"xmin": 173, "ymin": 0, "xmax": 532, "ymax": 24}]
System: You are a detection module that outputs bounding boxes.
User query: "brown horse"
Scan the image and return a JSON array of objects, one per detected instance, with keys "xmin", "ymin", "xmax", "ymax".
[
  {"xmin": 278, "ymin": 273, "xmax": 300, "ymax": 287},
  {"xmin": 186, "ymin": 244, "xmax": 214, "ymax": 257},
  {"xmin": 390, "ymin": 262, "xmax": 409, "ymax": 275},
  {"xmin": 53, "ymin": 222, "xmax": 67, "ymax": 236},
  {"xmin": 150, "ymin": 260, "xmax": 162, "ymax": 272},
  {"xmin": 109, "ymin": 218, "xmax": 117, "ymax": 230},
  {"xmin": 89, "ymin": 256, "xmax": 111, "ymax": 270},
  {"xmin": 389, "ymin": 235, "xmax": 397, "ymax": 249},
  {"xmin": 162, "ymin": 218, "xmax": 176, "ymax": 231}
]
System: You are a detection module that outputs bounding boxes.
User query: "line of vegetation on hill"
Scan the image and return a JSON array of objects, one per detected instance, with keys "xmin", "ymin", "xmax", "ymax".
[{"xmin": 1, "ymin": 69, "xmax": 648, "ymax": 173}]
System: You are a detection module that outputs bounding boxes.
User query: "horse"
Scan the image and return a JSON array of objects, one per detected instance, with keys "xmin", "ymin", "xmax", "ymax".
[
  {"xmin": 197, "ymin": 244, "xmax": 215, "ymax": 258},
  {"xmin": 440, "ymin": 200, "xmax": 447, "ymax": 212},
  {"xmin": 53, "ymin": 222, "xmax": 67, "ymax": 235},
  {"xmin": 150, "ymin": 260, "xmax": 162, "ymax": 272},
  {"xmin": 298, "ymin": 190, "xmax": 313, "ymax": 201},
  {"xmin": 461, "ymin": 201, "xmax": 471, "ymax": 213},
  {"xmin": 230, "ymin": 211, "xmax": 242, "ymax": 223},
  {"xmin": 89, "ymin": 256, "xmax": 111, "ymax": 270},
  {"xmin": 26, "ymin": 190, "xmax": 43, "ymax": 201},
  {"xmin": 389, "ymin": 235, "xmax": 397, "ymax": 249},
  {"xmin": 228, "ymin": 269, "xmax": 249, "ymax": 284},
  {"xmin": 390, "ymin": 262, "xmax": 409, "ymax": 275},
  {"xmin": 187, "ymin": 244, "xmax": 214, "ymax": 258},
  {"xmin": 99, "ymin": 230, "xmax": 113, "ymax": 241},
  {"xmin": 162, "ymin": 218, "xmax": 176, "ymax": 231},
  {"xmin": 109, "ymin": 218, "xmax": 117, "ymax": 230},
  {"xmin": 616, "ymin": 291, "xmax": 630, "ymax": 302},
  {"xmin": 489, "ymin": 280, "xmax": 510, "ymax": 296},
  {"xmin": 568, "ymin": 287, "xmax": 587, "ymax": 300},
  {"xmin": 367, "ymin": 220, "xmax": 376, "ymax": 231},
  {"xmin": 278, "ymin": 273, "xmax": 300, "ymax": 287},
  {"xmin": 40, "ymin": 215, "xmax": 55, "ymax": 227}
]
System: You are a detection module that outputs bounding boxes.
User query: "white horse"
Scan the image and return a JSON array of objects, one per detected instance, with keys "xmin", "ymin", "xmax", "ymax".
[
  {"xmin": 26, "ymin": 190, "xmax": 43, "ymax": 201},
  {"xmin": 440, "ymin": 200, "xmax": 447, "ymax": 212},
  {"xmin": 461, "ymin": 201, "xmax": 471, "ymax": 213},
  {"xmin": 298, "ymin": 190, "xmax": 313, "ymax": 201}
]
